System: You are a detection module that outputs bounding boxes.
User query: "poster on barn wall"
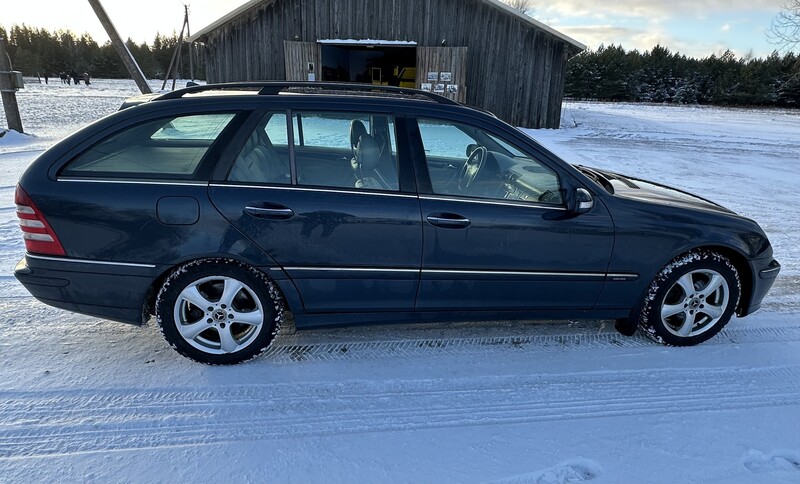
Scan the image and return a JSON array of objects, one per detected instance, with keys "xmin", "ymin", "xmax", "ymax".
[
  {"xmin": 427, "ymin": 72, "xmax": 438, "ymax": 81},
  {"xmin": 440, "ymin": 72, "xmax": 452, "ymax": 82},
  {"xmin": 421, "ymin": 83, "xmax": 433, "ymax": 91}
]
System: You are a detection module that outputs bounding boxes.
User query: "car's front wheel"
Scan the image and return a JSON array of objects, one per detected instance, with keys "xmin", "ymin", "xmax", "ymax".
[
  {"xmin": 638, "ymin": 250, "xmax": 740, "ymax": 346},
  {"xmin": 155, "ymin": 259, "xmax": 283, "ymax": 364}
]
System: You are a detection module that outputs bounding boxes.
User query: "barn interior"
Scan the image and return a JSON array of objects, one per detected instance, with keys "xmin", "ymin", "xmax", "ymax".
[{"xmin": 320, "ymin": 44, "xmax": 417, "ymax": 87}]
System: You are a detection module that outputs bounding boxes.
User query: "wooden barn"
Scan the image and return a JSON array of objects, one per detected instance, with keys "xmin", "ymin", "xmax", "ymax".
[{"xmin": 190, "ymin": 0, "xmax": 585, "ymax": 128}]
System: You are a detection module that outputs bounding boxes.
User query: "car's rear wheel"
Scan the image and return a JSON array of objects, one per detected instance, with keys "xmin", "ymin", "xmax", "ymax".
[
  {"xmin": 638, "ymin": 250, "xmax": 740, "ymax": 346},
  {"xmin": 155, "ymin": 259, "xmax": 283, "ymax": 364}
]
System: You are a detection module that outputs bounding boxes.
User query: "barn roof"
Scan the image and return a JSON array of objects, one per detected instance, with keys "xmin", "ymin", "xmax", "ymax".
[{"xmin": 189, "ymin": 0, "xmax": 586, "ymax": 51}]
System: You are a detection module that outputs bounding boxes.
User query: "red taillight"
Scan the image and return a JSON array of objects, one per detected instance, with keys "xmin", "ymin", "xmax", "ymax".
[{"xmin": 15, "ymin": 184, "xmax": 66, "ymax": 256}]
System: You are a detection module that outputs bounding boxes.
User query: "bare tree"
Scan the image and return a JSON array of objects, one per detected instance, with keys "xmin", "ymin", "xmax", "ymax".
[
  {"xmin": 769, "ymin": 0, "xmax": 800, "ymax": 52},
  {"xmin": 503, "ymin": 0, "xmax": 535, "ymax": 16}
]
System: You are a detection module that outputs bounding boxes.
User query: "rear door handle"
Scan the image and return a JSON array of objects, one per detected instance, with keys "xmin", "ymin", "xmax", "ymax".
[
  {"xmin": 426, "ymin": 213, "xmax": 471, "ymax": 229},
  {"xmin": 245, "ymin": 205, "xmax": 294, "ymax": 219}
]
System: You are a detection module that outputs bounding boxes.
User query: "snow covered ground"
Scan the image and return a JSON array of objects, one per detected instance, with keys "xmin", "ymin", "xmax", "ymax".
[{"xmin": 0, "ymin": 80, "xmax": 798, "ymax": 483}]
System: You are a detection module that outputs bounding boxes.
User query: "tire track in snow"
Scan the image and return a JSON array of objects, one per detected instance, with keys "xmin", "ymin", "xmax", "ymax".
[
  {"xmin": 260, "ymin": 323, "xmax": 800, "ymax": 363},
  {"xmin": 0, "ymin": 366, "xmax": 799, "ymax": 458}
]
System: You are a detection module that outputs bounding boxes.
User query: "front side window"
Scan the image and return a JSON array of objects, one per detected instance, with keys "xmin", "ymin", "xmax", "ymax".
[
  {"xmin": 417, "ymin": 118, "xmax": 563, "ymax": 205},
  {"xmin": 291, "ymin": 111, "xmax": 399, "ymax": 191},
  {"xmin": 62, "ymin": 113, "xmax": 235, "ymax": 178}
]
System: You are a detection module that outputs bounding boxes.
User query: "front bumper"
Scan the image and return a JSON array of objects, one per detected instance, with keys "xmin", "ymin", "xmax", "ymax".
[{"xmin": 14, "ymin": 254, "xmax": 157, "ymax": 325}]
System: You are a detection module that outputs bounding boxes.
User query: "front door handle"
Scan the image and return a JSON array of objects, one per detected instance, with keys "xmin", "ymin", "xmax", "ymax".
[
  {"xmin": 426, "ymin": 213, "xmax": 471, "ymax": 229},
  {"xmin": 245, "ymin": 205, "xmax": 294, "ymax": 219}
]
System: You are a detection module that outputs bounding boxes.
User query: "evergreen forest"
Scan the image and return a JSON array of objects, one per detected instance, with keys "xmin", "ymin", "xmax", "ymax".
[
  {"xmin": 2, "ymin": 24, "xmax": 799, "ymax": 107},
  {"xmin": 1, "ymin": 24, "xmax": 203, "ymax": 80}
]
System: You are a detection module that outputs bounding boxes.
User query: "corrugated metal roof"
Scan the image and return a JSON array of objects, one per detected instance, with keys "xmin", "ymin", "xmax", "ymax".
[{"xmin": 189, "ymin": 0, "xmax": 586, "ymax": 51}]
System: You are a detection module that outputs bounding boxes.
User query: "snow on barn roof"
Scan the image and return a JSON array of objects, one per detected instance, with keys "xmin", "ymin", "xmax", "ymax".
[{"xmin": 189, "ymin": 0, "xmax": 586, "ymax": 51}]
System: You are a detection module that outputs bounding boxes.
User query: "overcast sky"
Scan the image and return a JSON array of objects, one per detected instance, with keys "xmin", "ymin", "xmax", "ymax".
[{"xmin": 2, "ymin": 0, "xmax": 788, "ymax": 58}]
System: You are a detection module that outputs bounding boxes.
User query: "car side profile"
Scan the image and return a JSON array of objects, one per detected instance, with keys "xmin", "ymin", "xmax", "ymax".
[{"xmin": 15, "ymin": 83, "xmax": 780, "ymax": 364}]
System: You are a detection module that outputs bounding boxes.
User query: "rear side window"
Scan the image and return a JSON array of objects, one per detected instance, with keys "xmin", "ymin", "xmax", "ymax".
[
  {"xmin": 292, "ymin": 111, "xmax": 399, "ymax": 191},
  {"xmin": 61, "ymin": 113, "xmax": 236, "ymax": 178}
]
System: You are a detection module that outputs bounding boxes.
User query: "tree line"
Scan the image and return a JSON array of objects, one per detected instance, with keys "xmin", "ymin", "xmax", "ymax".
[
  {"xmin": 0, "ymin": 24, "xmax": 204, "ymax": 80},
  {"xmin": 3, "ymin": 24, "xmax": 799, "ymax": 107},
  {"xmin": 565, "ymin": 44, "xmax": 800, "ymax": 107}
]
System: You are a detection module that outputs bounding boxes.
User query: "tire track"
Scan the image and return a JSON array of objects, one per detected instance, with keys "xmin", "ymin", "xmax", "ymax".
[
  {"xmin": 261, "ymin": 323, "xmax": 800, "ymax": 363},
  {"xmin": 1, "ymin": 366, "xmax": 798, "ymax": 458}
]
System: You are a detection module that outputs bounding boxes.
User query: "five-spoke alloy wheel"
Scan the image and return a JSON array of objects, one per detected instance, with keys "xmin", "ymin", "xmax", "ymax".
[
  {"xmin": 638, "ymin": 251, "xmax": 740, "ymax": 346},
  {"xmin": 156, "ymin": 259, "xmax": 283, "ymax": 364}
]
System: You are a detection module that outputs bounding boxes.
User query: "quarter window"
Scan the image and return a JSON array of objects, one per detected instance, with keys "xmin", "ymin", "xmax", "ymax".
[
  {"xmin": 417, "ymin": 118, "xmax": 563, "ymax": 205},
  {"xmin": 62, "ymin": 113, "xmax": 235, "ymax": 178}
]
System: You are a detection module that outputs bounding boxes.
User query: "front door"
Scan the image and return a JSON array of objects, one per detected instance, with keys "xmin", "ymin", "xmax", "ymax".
[
  {"xmin": 411, "ymin": 116, "xmax": 614, "ymax": 310},
  {"xmin": 210, "ymin": 109, "xmax": 421, "ymax": 313}
]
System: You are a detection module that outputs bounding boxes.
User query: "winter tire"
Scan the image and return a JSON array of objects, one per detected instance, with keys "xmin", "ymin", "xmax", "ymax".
[
  {"xmin": 638, "ymin": 250, "xmax": 740, "ymax": 346},
  {"xmin": 156, "ymin": 258, "xmax": 284, "ymax": 364}
]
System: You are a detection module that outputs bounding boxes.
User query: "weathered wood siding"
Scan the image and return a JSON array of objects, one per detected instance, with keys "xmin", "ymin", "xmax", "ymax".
[
  {"xmin": 284, "ymin": 41, "xmax": 321, "ymax": 80},
  {"xmin": 201, "ymin": 0, "xmax": 576, "ymax": 128},
  {"xmin": 415, "ymin": 46, "xmax": 467, "ymax": 103}
]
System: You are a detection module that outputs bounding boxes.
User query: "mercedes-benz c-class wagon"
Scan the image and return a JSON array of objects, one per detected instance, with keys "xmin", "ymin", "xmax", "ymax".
[{"xmin": 15, "ymin": 83, "xmax": 780, "ymax": 364}]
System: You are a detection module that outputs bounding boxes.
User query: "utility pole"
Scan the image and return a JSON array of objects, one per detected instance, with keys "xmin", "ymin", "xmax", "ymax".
[
  {"xmin": 162, "ymin": 5, "xmax": 192, "ymax": 90},
  {"xmin": 186, "ymin": 5, "xmax": 194, "ymax": 81},
  {"xmin": 87, "ymin": 0, "xmax": 152, "ymax": 94},
  {"xmin": 0, "ymin": 38, "xmax": 23, "ymax": 133}
]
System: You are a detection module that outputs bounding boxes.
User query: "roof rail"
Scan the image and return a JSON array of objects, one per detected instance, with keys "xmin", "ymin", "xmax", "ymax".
[{"xmin": 154, "ymin": 81, "xmax": 460, "ymax": 105}]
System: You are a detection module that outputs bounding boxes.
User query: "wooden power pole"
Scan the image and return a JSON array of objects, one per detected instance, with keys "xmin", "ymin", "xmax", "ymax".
[
  {"xmin": 0, "ymin": 38, "xmax": 23, "ymax": 133},
  {"xmin": 87, "ymin": 0, "xmax": 152, "ymax": 94},
  {"xmin": 162, "ymin": 5, "xmax": 192, "ymax": 90}
]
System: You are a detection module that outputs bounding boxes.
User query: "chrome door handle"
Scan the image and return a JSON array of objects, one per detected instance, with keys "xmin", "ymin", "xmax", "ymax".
[
  {"xmin": 245, "ymin": 206, "xmax": 294, "ymax": 219},
  {"xmin": 426, "ymin": 214, "xmax": 471, "ymax": 228}
]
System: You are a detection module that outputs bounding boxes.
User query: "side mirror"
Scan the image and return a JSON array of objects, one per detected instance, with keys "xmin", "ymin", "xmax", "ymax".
[{"xmin": 570, "ymin": 188, "xmax": 594, "ymax": 214}]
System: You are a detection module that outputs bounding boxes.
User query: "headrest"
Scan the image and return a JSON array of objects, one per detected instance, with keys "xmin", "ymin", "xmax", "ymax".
[
  {"xmin": 350, "ymin": 120, "xmax": 368, "ymax": 150},
  {"xmin": 355, "ymin": 134, "xmax": 381, "ymax": 171}
]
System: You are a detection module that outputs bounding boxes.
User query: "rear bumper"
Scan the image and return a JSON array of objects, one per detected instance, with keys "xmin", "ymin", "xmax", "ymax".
[
  {"xmin": 740, "ymin": 258, "xmax": 780, "ymax": 316},
  {"xmin": 14, "ymin": 254, "xmax": 157, "ymax": 325}
]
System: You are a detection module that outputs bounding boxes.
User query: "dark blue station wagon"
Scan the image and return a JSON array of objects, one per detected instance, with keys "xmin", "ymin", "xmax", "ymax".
[{"xmin": 15, "ymin": 83, "xmax": 780, "ymax": 364}]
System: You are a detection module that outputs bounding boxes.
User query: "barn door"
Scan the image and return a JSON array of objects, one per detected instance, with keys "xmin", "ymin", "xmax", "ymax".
[
  {"xmin": 283, "ymin": 41, "xmax": 321, "ymax": 81},
  {"xmin": 415, "ymin": 47, "xmax": 468, "ymax": 103}
]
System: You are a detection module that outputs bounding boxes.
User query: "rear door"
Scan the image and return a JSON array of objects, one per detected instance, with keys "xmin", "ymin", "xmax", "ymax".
[{"xmin": 209, "ymin": 109, "xmax": 422, "ymax": 313}]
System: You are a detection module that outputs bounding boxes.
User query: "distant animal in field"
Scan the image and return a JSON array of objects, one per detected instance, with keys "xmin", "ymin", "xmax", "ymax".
[{"xmin": 59, "ymin": 72, "xmax": 68, "ymax": 84}]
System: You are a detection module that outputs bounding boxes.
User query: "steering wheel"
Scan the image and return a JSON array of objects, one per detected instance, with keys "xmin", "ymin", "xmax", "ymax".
[{"xmin": 458, "ymin": 146, "xmax": 487, "ymax": 192}]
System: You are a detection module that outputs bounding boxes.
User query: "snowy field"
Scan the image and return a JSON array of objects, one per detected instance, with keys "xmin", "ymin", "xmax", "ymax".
[{"xmin": 0, "ymin": 79, "xmax": 799, "ymax": 483}]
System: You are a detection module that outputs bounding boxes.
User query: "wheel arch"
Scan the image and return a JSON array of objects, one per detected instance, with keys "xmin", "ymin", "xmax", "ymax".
[
  {"xmin": 694, "ymin": 244, "xmax": 752, "ymax": 316},
  {"xmin": 142, "ymin": 255, "xmax": 296, "ymax": 322},
  {"xmin": 652, "ymin": 244, "xmax": 751, "ymax": 316}
]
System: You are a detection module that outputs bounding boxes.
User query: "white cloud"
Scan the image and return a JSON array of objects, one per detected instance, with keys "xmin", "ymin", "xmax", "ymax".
[
  {"xmin": 555, "ymin": 24, "xmax": 750, "ymax": 58},
  {"xmin": 541, "ymin": 0, "xmax": 782, "ymax": 22},
  {"xmin": 721, "ymin": 23, "xmax": 732, "ymax": 31}
]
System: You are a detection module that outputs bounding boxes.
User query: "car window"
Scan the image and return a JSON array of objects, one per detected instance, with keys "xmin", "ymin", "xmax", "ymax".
[
  {"xmin": 228, "ymin": 112, "xmax": 291, "ymax": 184},
  {"xmin": 150, "ymin": 114, "xmax": 233, "ymax": 141},
  {"xmin": 265, "ymin": 113, "xmax": 289, "ymax": 146},
  {"xmin": 292, "ymin": 111, "xmax": 399, "ymax": 191},
  {"xmin": 61, "ymin": 113, "xmax": 236, "ymax": 178},
  {"xmin": 417, "ymin": 118, "xmax": 563, "ymax": 205}
]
